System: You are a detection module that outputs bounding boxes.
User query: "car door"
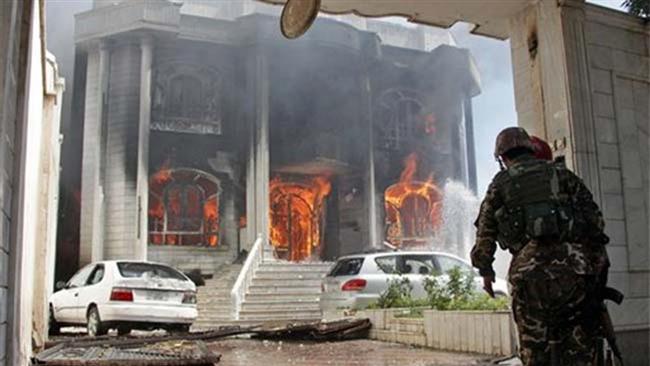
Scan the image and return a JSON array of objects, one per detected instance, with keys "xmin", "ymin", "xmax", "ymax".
[
  {"xmin": 434, "ymin": 254, "xmax": 480, "ymax": 292},
  {"xmin": 398, "ymin": 255, "xmax": 437, "ymax": 299},
  {"xmin": 52, "ymin": 264, "xmax": 94, "ymax": 323},
  {"xmin": 75, "ymin": 264, "xmax": 106, "ymax": 323},
  {"xmin": 369, "ymin": 255, "xmax": 400, "ymax": 296}
]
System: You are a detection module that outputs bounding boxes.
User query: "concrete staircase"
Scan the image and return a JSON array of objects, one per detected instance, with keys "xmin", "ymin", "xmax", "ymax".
[
  {"xmin": 238, "ymin": 261, "xmax": 333, "ymax": 322},
  {"xmin": 193, "ymin": 264, "xmax": 242, "ymax": 329},
  {"xmin": 193, "ymin": 251, "xmax": 333, "ymax": 328}
]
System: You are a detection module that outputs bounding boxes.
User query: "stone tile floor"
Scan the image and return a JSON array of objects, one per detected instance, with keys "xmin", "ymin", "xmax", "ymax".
[{"xmin": 207, "ymin": 339, "xmax": 495, "ymax": 366}]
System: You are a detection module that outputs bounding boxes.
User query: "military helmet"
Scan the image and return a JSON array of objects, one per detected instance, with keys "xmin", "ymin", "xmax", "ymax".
[{"xmin": 494, "ymin": 127, "xmax": 535, "ymax": 158}]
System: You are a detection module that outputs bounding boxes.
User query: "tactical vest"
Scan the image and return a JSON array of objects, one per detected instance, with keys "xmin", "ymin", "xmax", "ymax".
[{"xmin": 494, "ymin": 159, "xmax": 574, "ymax": 253}]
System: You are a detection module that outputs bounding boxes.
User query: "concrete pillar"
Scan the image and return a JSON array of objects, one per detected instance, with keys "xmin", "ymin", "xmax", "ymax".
[
  {"xmin": 79, "ymin": 40, "xmax": 109, "ymax": 265},
  {"xmin": 509, "ymin": 0, "xmax": 599, "ymax": 193},
  {"xmin": 254, "ymin": 52, "xmax": 270, "ymax": 246},
  {"xmin": 363, "ymin": 74, "xmax": 378, "ymax": 248},
  {"xmin": 244, "ymin": 50, "xmax": 270, "ymax": 251},
  {"xmin": 509, "ymin": 1, "xmax": 649, "ymax": 362},
  {"xmin": 135, "ymin": 35, "xmax": 153, "ymax": 260}
]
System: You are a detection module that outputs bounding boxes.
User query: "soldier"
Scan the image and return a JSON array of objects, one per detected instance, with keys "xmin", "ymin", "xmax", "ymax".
[{"xmin": 471, "ymin": 127, "xmax": 610, "ymax": 365}]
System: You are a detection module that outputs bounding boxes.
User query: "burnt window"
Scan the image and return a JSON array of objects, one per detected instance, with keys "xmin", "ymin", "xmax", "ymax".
[
  {"xmin": 376, "ymin": 89, "xmax": 426, "ymax": 151},
  {"xmin": 149, "ymin": 168, "xmax": 220, "ymax": 247},
  {"xmin": 167, "ymin": 75, "xmax": 202, "ymax": 119}
]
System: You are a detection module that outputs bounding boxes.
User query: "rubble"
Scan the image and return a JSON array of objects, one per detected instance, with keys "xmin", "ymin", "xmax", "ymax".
[{"xmin": 34, "ymin": 319, "xmax": 371, "ymax": 365}]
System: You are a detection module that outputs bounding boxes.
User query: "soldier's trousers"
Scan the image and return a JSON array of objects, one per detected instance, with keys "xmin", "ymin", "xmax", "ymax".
[
  {"xmin": 512, "ymin": 298, "xmax": 598, "ymax": 365},
  {"xmin": 509, "ymin": 242, "xmax": 600, "ymax": 366}
]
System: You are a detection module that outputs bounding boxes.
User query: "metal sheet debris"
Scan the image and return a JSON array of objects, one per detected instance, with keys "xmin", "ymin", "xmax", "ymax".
[
  {"xmin": 34, "ymin": 319, "xmax": 370, "ymax": 365},
  {"xmin": 33, "ymin": 340, "xmax": 220, "ymax": 365}
]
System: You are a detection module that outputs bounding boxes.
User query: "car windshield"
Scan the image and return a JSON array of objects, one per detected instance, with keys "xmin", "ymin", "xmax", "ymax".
[
  {"xmin": 117, "ymin": 262, "xmax": 187, "ymax": 281},
  {"xmin": 329, "ymin": 258, "xmax": 364, "ymax": 276}
]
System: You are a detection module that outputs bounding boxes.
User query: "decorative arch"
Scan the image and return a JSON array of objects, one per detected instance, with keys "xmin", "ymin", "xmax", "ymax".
[
  {"xmin": 148, "ymin": 168, "xmax": 221, "ymax": 247},
  {"xmin": 376, "ymin": 88, "xmax": 432, "ymax": 150}
]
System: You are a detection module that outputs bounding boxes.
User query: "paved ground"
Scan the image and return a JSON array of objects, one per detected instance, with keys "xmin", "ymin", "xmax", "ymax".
[{"xmin": 208, "ymin": 339, "xmax": 494, "ymax": 366}]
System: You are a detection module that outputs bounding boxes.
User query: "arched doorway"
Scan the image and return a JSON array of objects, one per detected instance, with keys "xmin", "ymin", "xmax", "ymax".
[
  {"xmin": 148, "ymin": 167, "xmax": 221, "ymax": 247},
  {"xmin": 269, "ymin": 176, "xmax": 331, "ymax": 261}
]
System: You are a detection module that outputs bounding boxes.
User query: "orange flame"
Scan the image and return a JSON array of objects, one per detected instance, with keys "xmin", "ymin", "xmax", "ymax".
[
  {"xmin": 269, "ymin": 175, "xmax": 331, "ymax": 262},
  {"xmin": 151, "ymin": 158, "xmax": 172, "ymax": 185},
  {"xmin": 385, "ymin": 153, "xmax": 442, "ymax": 247},
  {"xmin": 148, "ymin": 163, "xmax": 220, "ymax": 247}
]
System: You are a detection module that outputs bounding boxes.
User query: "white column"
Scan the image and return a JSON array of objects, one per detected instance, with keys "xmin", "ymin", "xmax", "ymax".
[
  {"xmin": 254, "ymin": 52, "xmax": 270, "ymax": 245},
  {"xmin": 80, "ymin": 40, "xmax": 109, "ymax": 265},
  {"xmin": 363, "ymin": 74, "xmax": 378, "ymax": 248},
  {"xmin": 135, "ymin": 35, "xmax": 153, "ymax": 260}
]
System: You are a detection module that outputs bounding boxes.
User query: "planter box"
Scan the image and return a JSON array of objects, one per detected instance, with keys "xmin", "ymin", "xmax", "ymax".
[
  {"xmin": 348, "ymin": 308, "xmax": 517, "ymax": 357},
  {"xmin": 424, "ymin": 310, "xmax": 517, "ymax": 356}
]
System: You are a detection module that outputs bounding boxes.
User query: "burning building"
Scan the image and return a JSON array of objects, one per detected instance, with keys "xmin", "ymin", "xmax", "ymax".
[{"xmin": 70, "ymin": 0, "xmax": 480, "ymax": 274}]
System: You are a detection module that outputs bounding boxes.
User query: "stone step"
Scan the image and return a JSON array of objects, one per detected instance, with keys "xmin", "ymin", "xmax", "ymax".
[
  {"xmin": 244, "ymin": 293, "xmax": 321, "ymax": 302},
  {"xmin": 241, "ymin": 302, "xmax": 320, "ymax": 311},
  {"xmin": 254, "ymin": 272, "xmax": 326, "ymax": 280},
  {"xmin": 248, "ymin": 286, "xmax": 322, "ymax": 295},
  {"xmin": 197, "ymin": 298, "xmax": 230, "ymax": 304},
  {"xmin": 250, "ymin": 278, "xmax": 323, "ymax": 287},
  {"xmin": 259, "ymin": 263, "xmax": 332, "ymax": 271},
  {"xmin": 197, "ymin": 291, "xmax": 232, "ymax": 298},
  {"xmin": 238, "ymin": 309, "xmax": 321, "ymax": 321},
  {"xmin": 197, "ymin": 311, "xmax": 232, "ymax": 319},
  {"xmin": 197, "ymin": 305, "xmax": 231, "ymax": 312}
]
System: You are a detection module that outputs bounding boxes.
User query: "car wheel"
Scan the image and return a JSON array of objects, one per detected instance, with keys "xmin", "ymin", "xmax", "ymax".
[
  {"xmin": 117, "ymin": 325, "xmax": 131, "ymax": 336},
  {"xmin": 48, "ymin": 305, "xmax": 61, "ymax": 336},
  {"xmin": 167, "ymin": 324, "xmax": 190, "ymax": 334},
  {"xmin": 86, "ymin": 306, "xmax": 108, "ymax": 337}
]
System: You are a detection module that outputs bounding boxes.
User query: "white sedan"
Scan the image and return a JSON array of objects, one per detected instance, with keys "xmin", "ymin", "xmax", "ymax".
[{"xmin": 49, "ymin": 260, "xmax": 198, "ymax": 336}]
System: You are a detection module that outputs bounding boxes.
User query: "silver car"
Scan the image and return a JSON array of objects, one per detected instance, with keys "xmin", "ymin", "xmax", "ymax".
[{"xmin": 320, "ymin": 251, "xmax": 509, "ymax": 311}]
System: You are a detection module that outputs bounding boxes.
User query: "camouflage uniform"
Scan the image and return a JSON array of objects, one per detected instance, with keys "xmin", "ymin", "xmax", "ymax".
[{"xmin": 471, "ymin": 154, "xmax": 609, "ymax": 366}]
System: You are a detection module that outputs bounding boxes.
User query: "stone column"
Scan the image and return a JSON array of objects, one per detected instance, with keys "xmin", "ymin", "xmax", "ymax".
[
  {"xmin": 363, "ymin": 74, "xmax": 378, "ymax": 248},
  {"xmin": 79, "ymin": 40, "xmax": 109, "ymax": 265},
  {"xmin": 254, "ymin": 52, "xmax": 270, "ymax": 246},
  {"xmin": 135, "ymin": 35, "xmax": 153, "ymax": 260},
  {"xmin": 244, "ymin": 50, "xmax": 270, "ymax": 251}
]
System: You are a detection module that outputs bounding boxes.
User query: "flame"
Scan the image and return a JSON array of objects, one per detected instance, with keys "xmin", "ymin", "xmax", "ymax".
[
  {"xmin": 204, "ymin": 199, "xmax": 219, "ymax": 247},
  {"xmin": 151, "ymin": 158, "xmax": 172, "ymax": 185},
  {"xmin": 385, "ymin": 153, "xmax": 442, "ymax": 247},
  {"xmin": 269, "ymin": 175, "xmax": 331, "ymax": 262},
  {"xmin": 148, "ymin": 164, "xmax": 220, "ymax": 247}
]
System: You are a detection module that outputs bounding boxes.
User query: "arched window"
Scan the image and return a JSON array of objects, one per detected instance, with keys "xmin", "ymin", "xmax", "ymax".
[
  {"xmin": 167, "ymin": 75, "xmax": 202, "ymax": 119},
  {"xmin": 376, "ymin": 89, "xmax": 426, "ymax": 150},
  {"xmin": 148, "ymin": 169, "xmax": 220, "ymax": 247}
]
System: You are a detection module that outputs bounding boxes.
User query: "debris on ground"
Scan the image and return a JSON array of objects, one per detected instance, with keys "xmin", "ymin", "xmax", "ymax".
[
  {"xmin": 33, "ymin": 340, "xmax": 221, "ymax": 365},
  {"xmin": 34, "ymin": 319, "xmax": 371, "ymax": 365}
]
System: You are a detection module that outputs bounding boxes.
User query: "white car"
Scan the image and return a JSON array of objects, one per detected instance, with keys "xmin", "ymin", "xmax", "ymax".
[
  {"xmin": 49, "ymin": 260, "xmax": 198, "ymax": 336},
  {"xmin": 320, "ymin": 251, "xmax": 509, "ymax": 312}
]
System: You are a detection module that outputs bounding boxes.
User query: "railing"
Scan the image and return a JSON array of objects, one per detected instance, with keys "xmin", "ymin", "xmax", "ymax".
[{"xmin": 230, "ymin": 235, "xmax": 264, "ymax": 320}]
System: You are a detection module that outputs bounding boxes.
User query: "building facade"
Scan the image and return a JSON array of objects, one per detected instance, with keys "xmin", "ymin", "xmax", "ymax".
[{"xmin": 71, "ymin": 0, "xmax": 480, "ymax": 275}]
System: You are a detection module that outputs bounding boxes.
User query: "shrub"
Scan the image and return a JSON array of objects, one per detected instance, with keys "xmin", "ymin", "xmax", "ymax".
[
  {"xmin": 368, "ymin": 267, "xmax": 509, "ymax": 312},
  {"xmin": 374, "ymin": 276, "xmax": 413, "ymax": 309}
]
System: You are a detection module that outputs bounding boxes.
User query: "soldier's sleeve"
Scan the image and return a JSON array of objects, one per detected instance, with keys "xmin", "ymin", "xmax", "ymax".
[
  {"xmin": 470, "ymin": 181, "xmax": 501, "ymax": 277},
  {"xmin": 565, "ymin": 170, "xmax": 609, "ymax": 244}
]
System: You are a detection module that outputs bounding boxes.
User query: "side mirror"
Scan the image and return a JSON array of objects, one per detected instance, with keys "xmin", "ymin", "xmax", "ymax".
[{"xmin": 55, "ymin": 281, "xmax": 67, "ymax": 291}]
